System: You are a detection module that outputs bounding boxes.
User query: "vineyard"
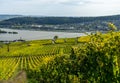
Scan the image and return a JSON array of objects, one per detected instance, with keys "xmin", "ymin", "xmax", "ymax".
[
  {"xmin": 0, "ymin": 38, "xmax": 76, "ymax": 80},
  {"xmin": 0, "ymin": 23, "xmax": 120, "ymax": 83},
  {"xmin": 28, "ymin": 30, "xmax": 120, "ymax": 83}
]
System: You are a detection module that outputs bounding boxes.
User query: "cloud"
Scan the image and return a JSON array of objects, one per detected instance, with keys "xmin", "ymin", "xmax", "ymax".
[
  {"xmin": 55, "ymin": 0, "xmax": 93, "ymax": 6},
  {"xmin": 0, "ymin": 0, "xmax": 120, "ymax": 16}
]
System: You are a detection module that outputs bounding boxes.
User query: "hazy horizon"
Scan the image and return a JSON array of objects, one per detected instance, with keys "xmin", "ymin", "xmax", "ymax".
[
  {"xmin": 0, "ymin": 0, "xmax": 120, "ymax": 17},
  {"xmin": 1, "ymin": 14, "xmax": 120, "ymax": 17}
]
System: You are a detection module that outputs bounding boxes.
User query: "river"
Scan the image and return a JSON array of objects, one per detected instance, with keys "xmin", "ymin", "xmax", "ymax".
[{"xmin": 0, "ymin": 28, "xmax": 86, "ymax": 41}]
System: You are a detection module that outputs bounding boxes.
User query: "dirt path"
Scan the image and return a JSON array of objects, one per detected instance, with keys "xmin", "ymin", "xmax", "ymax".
[{"xmin": 0, "ymin": 70, "xmax": 27, "ymax": 83}]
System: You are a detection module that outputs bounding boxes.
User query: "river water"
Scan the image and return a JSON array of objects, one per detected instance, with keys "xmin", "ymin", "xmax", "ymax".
[{"xmin": 0, "ymin": 28, "xmax": 86, "ymax": 41}]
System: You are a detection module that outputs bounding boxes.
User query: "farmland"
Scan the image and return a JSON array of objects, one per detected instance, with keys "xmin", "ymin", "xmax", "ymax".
[{"xmin": 0, "ymin": 29, "xmax": 120, "ymax": 83}]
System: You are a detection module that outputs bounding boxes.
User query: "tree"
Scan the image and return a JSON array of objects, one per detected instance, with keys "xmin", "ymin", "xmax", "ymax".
[
  {"xmin": 108, "ymin": 22, "xmax": 117, "ymax": 31},
  {"xmin": 52, "ymin": 35, "xmax": 58, "ymax": 44},
  {"xmin": 64, "ymin": 38, "xmax": 67, "ymax": 43},
  {"xmin": 5, "ymin": 41, "xmax": 10, "ymax": 52},
  {"xmin": 75, "ymin": 37, "xmax": 79, "ymax": 44}
]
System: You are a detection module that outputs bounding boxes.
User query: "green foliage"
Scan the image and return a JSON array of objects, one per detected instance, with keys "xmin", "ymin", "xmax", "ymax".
[
  {"xmin": 108, "ymin": 22, "xmax": 117, "ymax": 31},
  {"xmin": 78, "ymin": 32, "xmax": 120, "ymax": 82},
  {"xmin": 52, "ymin": 35, "xmax": 58, "ymax": 44},
  {"xmin": 70, "ymin": 48, "xmax": 76, "ymax": 60},
  {"xmin": 27, "ymin": 30, "xmax": 120, "ymax": 83}
]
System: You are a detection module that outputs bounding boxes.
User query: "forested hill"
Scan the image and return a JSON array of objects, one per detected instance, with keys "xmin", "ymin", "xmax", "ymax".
[
  {"xmin": 0, "ymin": 15, "xmax": 120, "ymax": 32},
  {"xmin": 0, "ymin": 15, "xmax": 120, "ymax": 25},
  {"xmin": 0, "ymin": 15, "xmax": 22, "ymax": 21}
]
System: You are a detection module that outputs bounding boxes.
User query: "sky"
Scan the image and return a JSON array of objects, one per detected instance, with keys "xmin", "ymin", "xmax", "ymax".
[{"xmin": 0, "ymin": 0, "xmax": 120, "ymax": 16}]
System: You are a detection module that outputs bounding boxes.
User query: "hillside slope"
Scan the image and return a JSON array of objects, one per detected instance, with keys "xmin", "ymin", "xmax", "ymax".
[
  {"xmin": 0, "ymin": 15, "xmax": 120, "ymax": 32},
  {"xmin": 0, "ymin": 15, "xmax": 22, "ymax": 21}
]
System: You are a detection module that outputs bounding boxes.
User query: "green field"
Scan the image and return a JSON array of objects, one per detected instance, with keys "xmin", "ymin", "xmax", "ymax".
[
  {"xmin": 0, "ymin": 29, "xmax": 120, "ymax": 83},
  {"xmin": 0, "ymin": 37, "xmax": 81, "ymax": 80}
]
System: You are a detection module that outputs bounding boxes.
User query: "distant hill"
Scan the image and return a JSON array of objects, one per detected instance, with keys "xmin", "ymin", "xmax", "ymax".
[
  {"xmin": 0, "ymin": 15, "xmax": 120, "ymax": 24},
  {"xmin": 0, "ymin": 15, "xmax": 120, "ymax": 32},
  {"xmin": 0, "ymin": 15, "xmax": 22, "ymax": 21}
]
